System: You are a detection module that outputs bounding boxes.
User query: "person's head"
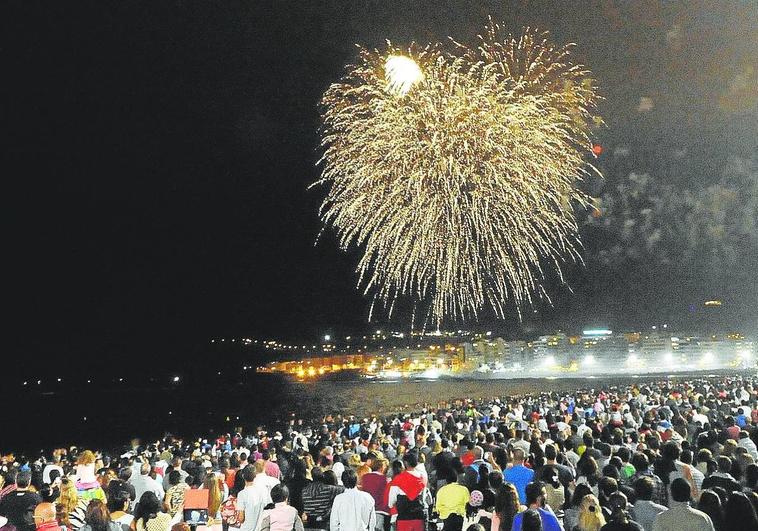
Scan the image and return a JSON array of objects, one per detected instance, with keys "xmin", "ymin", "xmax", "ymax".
[
  {"xmin": 697, "ymin": 490, "xmax": 722, "ymax": 524},
  {"xmin": 58, "ymin": 477, "xmax": 78, "ymax": 512},
  {"xmin": 270, "ymin": 484, "xmax": 289, "ymax": 504},
  {"xmin": 717, "ymin": 456, "xmax": 732, "ymax": 474},
  {"xmin": 106, "ymin": 481, "xmax": 131, "ymax": 513},
  {"xmin": 140, "ymin": 461, "xmax": 151, "ymax": 476},
  {"xmin": 84, "ymin": 499, "xmax": 111, "ymax": 531},
  {"xmin": 134, "ymin": 491, "xmax": 161, "ymax": 524},
  {"xmin": 521, "ymin": 508, "xmax": 543, "ymax": 531},
  {"xmin": 33, "ymin": 503, "xmax": 57, "ymax": 526},
  {"xmin": 322, "ymin": 470, "xmax": 338, "ymax": 486},
  {"xmin": 633, "ymin": 476, "xmax": 654, "ymax": 501},
  {"xmin": 512, "ymin": 448, "xmax": 525, "ymax": 464},
  {"xmin": 402, "ymin": 452, "xmax": 418, "ymax": 469},
  {"xmin": 608, "ymin": 492, "xmax": 629, "ymax": 520},
  {"xmin": 342, "ymin": 468, "xmax": 358, "ymax": 489},
  {"xmin": 16, "ymin": 470, "xmax": 31, "ymax": 489},
  {"xmin": 465, "ymin": 525, "xmax": 486, "ymax": 531},
  {"xmin": 171, "ymin": 524, "xmax": 190, "ymax": 531},
  {"xmin": 524, "ymin": 481, "xmax": 546, "ymax": 507},
  {"xmin": 544, "ymin": 444, "xmax": 557, "ymax": 462},
  {"xmin": 242, "ymin": 464, "xmax": 256, "ymax": 483},
  {"xmin": 631, "ymin": 452, "xmax": 649, "ymax": 474},
  {"xmin": 670, "ymin": 477, "xmax": 692, "ymax": 503},
  {"xmin": 168, "ymin": 469, "xmax": 182, "ymax": 487},
  {"xmin": 577, "ymin": 494, "xmax": 606, "ymax": 531},
  {"xmin": 570, "ymin": 483, "xmax": 593, "ymax": 508},
  {"xmin": 77, "ymin": 450, "xmax": 96, "ymax": 466},
  {"xmin": 723, "ymin": 491, "xmax": 758, "ymax": 529},
  {"xmin": 599, "ymin": 477, "xmax": 618, "ymax": 500}
]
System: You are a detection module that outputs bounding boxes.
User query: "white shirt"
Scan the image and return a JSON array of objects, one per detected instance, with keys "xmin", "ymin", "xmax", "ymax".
[
  {"xmin": 42, "ymin": 464, "xmax": 63, "ymax": 484},
  {"xmin": 329, "ymin": 488, "xmax": 376, "ymax": 531},
  {"xmin": 130, "ymin": 473, "xmax": 165, "ymax": 503},
  {"xmin": 252, "ymin": 472, "xmax": 279, "ymax": 493},
  {"xmin": 237, "ymin": 483, "xmax": 272, "ymax": 531}
]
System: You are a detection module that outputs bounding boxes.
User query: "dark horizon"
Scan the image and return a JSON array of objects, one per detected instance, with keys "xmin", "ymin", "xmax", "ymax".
[{"xmin": 6, "ymin": 1, "xmax": 757, "ymax": 367}]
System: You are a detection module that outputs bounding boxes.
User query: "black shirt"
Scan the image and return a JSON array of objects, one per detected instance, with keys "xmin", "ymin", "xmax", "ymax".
[{"xmin": 0, "ymin": 490, "xmax": 43, "ymax": 531}]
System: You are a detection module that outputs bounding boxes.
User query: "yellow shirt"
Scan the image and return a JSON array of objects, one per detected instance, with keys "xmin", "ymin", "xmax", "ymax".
[{"xmin": 434, "ymin": 483, "xmax": 469, "ymax": 520}]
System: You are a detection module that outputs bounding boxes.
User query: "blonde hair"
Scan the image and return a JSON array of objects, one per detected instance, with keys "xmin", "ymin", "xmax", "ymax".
[
  {"xmin": 578, "ymin": 494, "xmax": 606, "ymax": 531},
  {"xmin": 77, "ymin": 450, "xmax": 96, "ymax": 466},
  {"xmin": 204, "ymin": 476, "xmax": 223, "ymax": 518},
  {"xmin": 58, "ymin": 478, "xmax": 79, "ymax": 514}
]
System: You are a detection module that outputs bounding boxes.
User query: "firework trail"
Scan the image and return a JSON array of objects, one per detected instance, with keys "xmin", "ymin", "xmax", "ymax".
[{"xmin": 315, "ymin": 21, "xmax": 601, "ymax": 325}]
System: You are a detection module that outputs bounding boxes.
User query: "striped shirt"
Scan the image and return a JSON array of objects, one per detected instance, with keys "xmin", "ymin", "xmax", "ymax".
[{"xmin": 301, "ymin": 483, "xmax": 344, "ymax": 525}]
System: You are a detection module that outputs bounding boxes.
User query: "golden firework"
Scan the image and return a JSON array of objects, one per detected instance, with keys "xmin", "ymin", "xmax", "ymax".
[{"xmin": 315, "ymin": 22, "xmax": 601, "ymax": 325}]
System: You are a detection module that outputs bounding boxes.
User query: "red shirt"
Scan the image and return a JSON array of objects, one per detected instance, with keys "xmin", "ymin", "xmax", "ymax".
[{"xmin": 361, "ymin": 471, "xmax": 390, "ymax": 513}]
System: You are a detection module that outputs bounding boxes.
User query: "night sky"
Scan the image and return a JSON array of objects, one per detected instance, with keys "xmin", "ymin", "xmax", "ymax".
[{"xmin": 5, "ymin": 1, "xmax": 757, "ymax": 367}]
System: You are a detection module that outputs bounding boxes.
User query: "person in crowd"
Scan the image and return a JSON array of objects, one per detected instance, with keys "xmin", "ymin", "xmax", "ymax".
[
  {"xmin": 511, "ymin": 482, "xmax": 561, "ymax": 531},
  {"xmin": 504, "ymin": 450, "xmax": 533, "ymax": 504},
  {"xmin": 133, "ymin": 492, "xmax": 171, "ymax": 531},
  {"xmin": 629, "ymin": 477, "xmax": 666, "ymax": 531},
  {"xmin": 329, "ymin": 469, "xmax": 375, "ymax": 531},
  {"xmin": 33, "ymin": 503, "xmax": 62, "ymax": 531},
  {"xmin": 257, "ymin": 484, "xmax": 304, "ymax": 531},
  {"xmin": 563, "ymin": 485, "xmax": 593, "ymax": 531},
  {"xmin": 79, "ymin": 499, "xmax": 120, "ymax": 531},
  {"xmin": 359, "ymin": 458, "xmax": 389, "ymax": 531},
  {"xmin": 105, "ymin": 482, "xmax": 133, "ymax": 531},
  {"xmin": 519, "ymin": 508, "xmax": 543, "ymax": 531},
  {"xmin": 701, "ymin": 457, "xmax": 742, "ymax": 495},
  {"xmin": 236, "ymin": 465, "xmax": 271, "ymax": 531},
  {"xmin": 652, "ymin": 478, "xmax": 714, "ymax": 531},
  {"xmin": 697, "ymin": 490, "xmax": 723, "ymax": 531},
  {"xmin": 574, "ymin": 494, "xmax": 605, "ymax": 531},
  {"xmin": 163, "ymin": 471, "xmax": 188, "ymax": 519},
  {"xmin": 57, "ymin": 478, "xmax": 89, "ymax": 531},
  {"xmin": 0, "ymin": 470, "xmax": 42, "ymax": 531},
  {"xmin": 490, "ymin": 482, "xmax": 522, "ymax": 531},
  {"xmin": 600, "ymin": 492, "xmax": 642, "ymax": 531},
  {"xmin": 434, "ymin": 469, "xmax": 468, "ymax": 530},
  {"xmin": 130, "ymin": 463, "xmax": 164, "ymax": 506},
  {"xmin": 721, "ymin": 491, "xmax": 758, "ymax": 531},
  {"xmin": 301, "ymin": 467, "xmax": 343, "ymax": 529},
  {"xmin": 388, "ymin": 453, "xmax": 427, "ymax": 531}
]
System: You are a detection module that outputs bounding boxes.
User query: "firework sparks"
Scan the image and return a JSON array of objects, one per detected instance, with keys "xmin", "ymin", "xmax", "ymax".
[{"xmin": 315, "ymin": 22, "xmax": 601, "ymax": 325}]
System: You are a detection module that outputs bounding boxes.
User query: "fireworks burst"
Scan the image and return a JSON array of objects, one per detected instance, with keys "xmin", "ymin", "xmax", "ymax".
[{"xmin": 315, "ymin": 22, "xmax": 601, "ymax": 325}]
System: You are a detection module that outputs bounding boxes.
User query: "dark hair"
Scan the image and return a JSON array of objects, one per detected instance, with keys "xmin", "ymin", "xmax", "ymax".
[
  {"xmin": 342, "ymin": 468, "xmax": 358, "ymax": 489},
  {"xmin": 633, "ymin": 476, "xmax": 654, "ymax": 501},
  {"xmin": 16, "ymin": 470, "xmax": 32, "ymax": 488},
  {"xmin": 169, "ymin": 470, "xmax": 182, "ymax": 486},
  {"xmin": 402, "ymin": 452, "xmax": 418, "ymax": 468},
  {"xmin": 242, "ymin": 464, "xmax": 256, "ymax": 483},
  {"xmin": 570, "ymin": 483, "xmax": 593, "ymax": 508},
  {"xmin": 670, "ymin": 477, "xmax": 691, "ymax": 503},
  {"xmin": 544, "ymin": 444, "xmax": 557, "ymax": 461},
  {"xmin": 697, "ymin": 490, "xmax": 722, "ymax": 529},
  {"xmin": 134, "ymin": 491, "xmax": 161, "ymax": 526},
  {"xmin": 525, "ymin": 481, "xmax": 545, "ymax": 506},
  {"xmin": 322, "ymin": 470, "xmax": 338, "ymax": 486},
  {"xmin": 723, "ymin": 491, "xmax": 758, "ymax": 531},
  {"xmin": 270, "ymin": 484, "xmax": 289, "ymax": 504},
  {"xmin": 521, "ymin": 508, "xmax": 543, "ymax": 531},
  {"xmin": 84, "ymin": 499, "xmax": 111, "ymax": 531},
  {"xmin": 230, "ymin": 469, "xmax": 246, "ymax": 497},
  {"xmin": 106, "ymin": 481, "xmax": 131, "ymax": 513}
]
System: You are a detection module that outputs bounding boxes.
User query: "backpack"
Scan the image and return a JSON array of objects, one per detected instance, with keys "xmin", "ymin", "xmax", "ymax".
[{"xmin": 220, "ymin": 496, "xmax": 240, "ymax": 527}]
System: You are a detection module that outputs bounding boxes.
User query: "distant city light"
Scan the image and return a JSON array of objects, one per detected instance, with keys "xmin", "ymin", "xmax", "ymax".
[
  {"xmin": 583, "ymin": 329, "xmax": 612, "ymax": 336},
  {"xmin": 543, "ymin": 355, "xmax": 556, "ymax": 367},
  {"xmin": 583, "ymin": 355, "xmax": 596, "ymax": 365},
  {"xmin": 172, "ymin": 376, "xmax": 180, "ymax": 382},
  {"xmin": 704, "ymin": 300, "xmax": 723, "ymax": 307},
  {"xmin": 324, "ymin": 335, "xmax": 331, "ymax": 341}
]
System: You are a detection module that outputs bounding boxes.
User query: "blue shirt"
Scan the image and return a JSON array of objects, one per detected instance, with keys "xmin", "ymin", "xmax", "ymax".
[
  {"xmin": 512, "ymin": 507, "xmax": 562, "ymax": 531},
  {"xmin": 503, "ymin": 465, "xmax": 534, "ymax": 503}
]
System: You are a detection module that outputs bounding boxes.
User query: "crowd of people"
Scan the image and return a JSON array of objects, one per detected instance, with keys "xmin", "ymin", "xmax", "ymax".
[{"xmin": 2, "ymin": 374, "xmax": 758, "ymax": 531}]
